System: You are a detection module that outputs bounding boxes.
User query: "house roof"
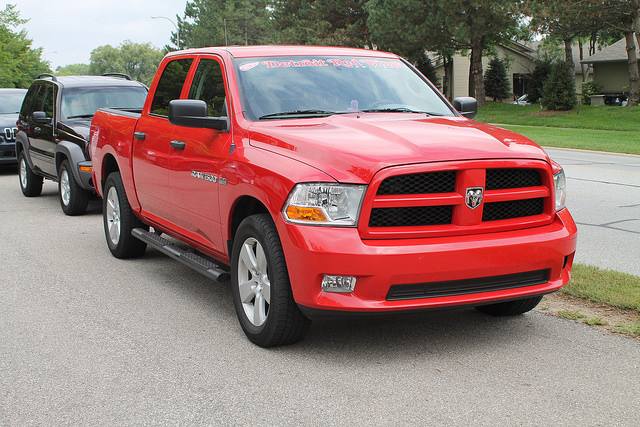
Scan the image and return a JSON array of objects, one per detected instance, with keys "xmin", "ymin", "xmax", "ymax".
[{"xmin": 582, "ymin": 38, "xmax": 640, "ymax": 63}]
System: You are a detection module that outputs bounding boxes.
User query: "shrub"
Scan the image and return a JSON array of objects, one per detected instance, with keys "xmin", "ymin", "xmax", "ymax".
[
  {"xmin": 484, "ymin": 57, "xmax": 510, "ymax": 102},
  {"xmin": 581, "ymin": 81, "xmax": 603, "ymax": 105},
  {"xmin": 541, "ymin": 61, "xmax": 577, "ymax": 111}
]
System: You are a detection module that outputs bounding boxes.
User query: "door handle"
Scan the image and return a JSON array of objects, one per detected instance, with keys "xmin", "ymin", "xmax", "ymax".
[
  {"xmin": 34, "ymin": 127, "xmax": 41, "ymax": 134},
  {"xmin": 170, "ymin": 140, "xmax": 186, "ymax": 150},
  {"xmin": 133, "ymin": 131, "xmax": 146, "ymax": 140}
]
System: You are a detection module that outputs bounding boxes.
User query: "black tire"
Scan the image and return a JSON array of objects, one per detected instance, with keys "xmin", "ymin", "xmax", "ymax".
[
  {"xmin": 231, "ymin": 214, "xmax": 311, "ymax": 347},
  {"xmin": 475, "ymin": 295, "xmax": 543, "ymax": 316},
  {"xmin": 58, "ymin": 160, "xmax": 90, "ymax": 216},
  {"xmin": 103, "ymin": 171, "xmax": 147, "ymax": 259},
  {"xmin": 18, "ymin": 151, "xmax": 43, "ymax": 197}
]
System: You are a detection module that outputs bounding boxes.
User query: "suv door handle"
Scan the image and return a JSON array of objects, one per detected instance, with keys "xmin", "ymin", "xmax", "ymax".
[
  {"xmin": 170, "ymin": 140, "xmax": 186, "ymax": 150},
  {"xmin": 133, "ymin": 132, "xmax": 146, "ymax": 140}
]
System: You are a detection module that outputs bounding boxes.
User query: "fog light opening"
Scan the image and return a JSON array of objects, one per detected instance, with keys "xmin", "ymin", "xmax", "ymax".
[{"xmin": 321, "ymin": 275, "xmax": 356, "ymax": 293}]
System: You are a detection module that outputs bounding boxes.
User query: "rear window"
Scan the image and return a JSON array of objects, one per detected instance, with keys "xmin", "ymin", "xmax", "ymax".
[{"xmin": 60, "ymin": 86, "xmax": 148, "ymax": 120}]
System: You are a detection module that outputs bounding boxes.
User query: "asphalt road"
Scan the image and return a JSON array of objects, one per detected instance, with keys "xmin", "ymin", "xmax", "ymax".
[
  {"xmin": 1, "ymin": 157, "xmax": 639, "ymax": 426},
  {"xmin": 546, "ymin": 148, "xmax": 640, "ymax": 276}
]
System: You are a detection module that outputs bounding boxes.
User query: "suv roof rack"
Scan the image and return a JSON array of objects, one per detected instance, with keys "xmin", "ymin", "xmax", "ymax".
[
  {"xmin": 102, "ymin": 73, "xmax": 132, "ymax": 80},
  {"xmin": 37, "ymin": 73, "xmax": 57, "ymax": 82}
]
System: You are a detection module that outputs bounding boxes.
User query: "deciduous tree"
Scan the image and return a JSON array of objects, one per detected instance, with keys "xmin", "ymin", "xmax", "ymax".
[
  {"xmin": 0, "ymin": 4, "xmax": 50, "ymax": 88},
  {"xmin": 89, "ymin": 41, "xmax": 163, "ymax": 86}
]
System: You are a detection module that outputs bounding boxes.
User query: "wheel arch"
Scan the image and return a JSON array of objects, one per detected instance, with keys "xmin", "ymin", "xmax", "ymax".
[
  {"xmin": 55, "ymin": 141, "xmax": 87, "ymax": 185},
  {"xmin": 227, "ymin": 195, "xmax": 270, "ymax": 254},
  {"xmin": 100, "ymin": 153, "xmax": 120, "ymax": 193}
]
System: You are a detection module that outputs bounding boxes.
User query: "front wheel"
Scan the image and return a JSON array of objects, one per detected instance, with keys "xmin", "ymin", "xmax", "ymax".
[
  {"xmin": 58, "ymin": 160, "xmax": 90, "ymax": 216},
  {"xmin": 231, "ymin": 214, "xmax": 310, "ymax": 347},
  {"xmin": 103, "ymin": 171, "xmax": 147, "ymax": 259},
  {"xmin": 475, "ymin": 295, "xmax": 543, "ymax": 316},
  {"xmin": 18, "ymin": 152, "xmax": 43, "ymax": 197}
]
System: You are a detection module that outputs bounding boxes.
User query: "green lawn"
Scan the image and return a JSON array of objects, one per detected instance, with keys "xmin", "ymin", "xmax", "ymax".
[{"xmin": 475, "ymin": 103, "xmax": 640, "ymax": 155}]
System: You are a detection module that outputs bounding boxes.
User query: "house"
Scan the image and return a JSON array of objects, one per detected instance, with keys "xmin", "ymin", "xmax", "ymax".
[
  {"xmin": 432, "ymin": 40, "xmax": 592, "ymax": 101},
  {"xmin": 581, "ymin": 37, "xmax": 640, "ymax": 94}
]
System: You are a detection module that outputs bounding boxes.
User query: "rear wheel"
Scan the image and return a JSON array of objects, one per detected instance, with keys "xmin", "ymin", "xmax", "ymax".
[
  {"xmin": 231, "ymin": 214, "xmax": 310, "ymax": 347},
  {"xmin": 58, "ymin": 160, "xmax": 90, "ymax": 216},
  {"xmin": 18, "ymin": 152, "xmax": 43, "ymax": 197},
  {"xmin": 103, "ymin": 171, "xmax": 147, "ymax": 259},
  {"xmin": 475, "ymin": 296, "xmax": 543, "ymax": 316}
]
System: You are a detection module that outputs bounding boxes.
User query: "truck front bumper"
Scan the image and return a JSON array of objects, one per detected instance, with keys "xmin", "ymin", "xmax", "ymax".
[{"xmin": 277, "ymin": 208, "xmax": 577, "ymax": 313}]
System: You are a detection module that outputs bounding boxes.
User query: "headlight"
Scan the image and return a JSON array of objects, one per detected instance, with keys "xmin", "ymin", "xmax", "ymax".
[
  {"xmin": 283, "ymin": 183, "xmax": 366, "ymax": 226},
  {"xmin": 554, "ymin": 169, "xmax": 566, "ymax": 211}
]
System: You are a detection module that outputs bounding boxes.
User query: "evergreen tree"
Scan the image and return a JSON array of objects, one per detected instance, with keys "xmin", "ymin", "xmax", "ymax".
[
  {"xmin": 483, "ymin": 57, "xmax": 510, "ymax": 102},
  {"xmin": 528, "ymin": 60, "xmax": 553, "ymax": 103},
  {"xmin": 415, "ymin": 53, "xmax": 439, "ymax": 88},
  {"xmin": 175, "ymin": 0, "xmax": 274, "ymax": 48},
  {"xmin": 541, "ymin": 61, "xmax": 577, "ymax": 111}
]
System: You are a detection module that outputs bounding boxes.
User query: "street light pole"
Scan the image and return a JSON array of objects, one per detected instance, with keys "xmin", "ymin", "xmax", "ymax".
[{"xmin": 151, "ymin": 16, "xmax": 180, "ymax": 50}]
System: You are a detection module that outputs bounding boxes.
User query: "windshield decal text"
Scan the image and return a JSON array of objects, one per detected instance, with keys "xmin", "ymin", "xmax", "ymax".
[{"xmin": 240, "ymin": 58, "xmax": 403, "ymax": 71}]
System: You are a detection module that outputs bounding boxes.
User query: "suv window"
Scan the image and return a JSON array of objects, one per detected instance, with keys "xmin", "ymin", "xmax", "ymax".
[
  {"xmin": 150, "ymin": 58, "xmax": 193, "ymax": 116},
  {"xmin": 20, "ymin": 85, "xmax": 40, "ymax": 117},
  {"xmin": 30, "ymin": 84, "xmax": 56, "ymax": 119},
  {"xmin": 188, "ymin": 58, "xmax": 227, "ymax": 117}
]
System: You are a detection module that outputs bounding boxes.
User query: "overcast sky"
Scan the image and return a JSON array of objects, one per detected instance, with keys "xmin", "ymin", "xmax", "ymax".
[{"xmin": 13, "ymin": 0, "xmax": 187, "ymax": 69}]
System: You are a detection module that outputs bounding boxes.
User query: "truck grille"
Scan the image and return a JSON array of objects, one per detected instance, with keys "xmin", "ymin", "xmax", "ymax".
[{"xmin": 360, "ymin": 161, "xmax": 553, "ymax": 239}]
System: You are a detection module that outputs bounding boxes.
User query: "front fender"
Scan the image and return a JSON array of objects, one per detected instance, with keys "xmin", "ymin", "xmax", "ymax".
[{"xmin": 55, "ymin": 140, "xmax": 93, "ymax": 190}]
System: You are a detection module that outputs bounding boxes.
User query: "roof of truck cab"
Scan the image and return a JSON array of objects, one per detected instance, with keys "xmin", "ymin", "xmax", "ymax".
[
  {"xmin": 34, "ymin": 75, "xmax": 147, "ymax": 89},
  {"xmin": 167, "ymin": 45, "xmax": 400, "ymax": 59}
]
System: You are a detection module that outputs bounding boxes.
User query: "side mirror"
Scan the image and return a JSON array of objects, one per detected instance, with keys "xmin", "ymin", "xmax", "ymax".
[
  {"xmin": 32, "ymin": 111, "xmax": 52, "ymax": 125},
  {"xmin": 453, "ymin": 97, "xmax": 478, "ymax": 120},
  {"xmin": 168, "ymin": 99, "xmax": 228, "ymax": 131}
]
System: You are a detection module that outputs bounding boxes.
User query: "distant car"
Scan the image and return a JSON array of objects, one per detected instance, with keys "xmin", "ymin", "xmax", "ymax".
[
  {"xmin": 15, "ymin": 73, "xmax": 147, "ymax": 215},
  {"xmin": 0, "ymin": 88, "xmax": 27, "ymax": 165},
  {"xmin": 510, "ymin": 94, "xmax": 530, "ymax": 106}
]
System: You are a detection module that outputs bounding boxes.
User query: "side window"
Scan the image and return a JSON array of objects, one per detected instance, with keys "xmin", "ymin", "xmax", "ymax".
[
  {"xmin": 30, "ymin": 85, "xmax": 47, "ymax": 116},
  {"xmin": 42, "ymin": 86, "xmax": 56, "ymax": 119},
  {"xmin": 20, "ymin": 85, "xmax": 40, "ymax": 117},
  {"xmin": 149, "ymin": 58, "xmax": 193, "ymax": 116},
  {"xmin": 188, "ymin": 58, "xmax": 227, "ymax": 117}
]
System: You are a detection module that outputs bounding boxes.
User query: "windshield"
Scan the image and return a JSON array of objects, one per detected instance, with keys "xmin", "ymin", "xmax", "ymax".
[
  {"xmin": 234, "ymin": 56, "xmax": 454, "ymax": 121},
  {"xmin": 61, "ymin": 86, "xmax": 148, "ymax": 120},
  {"xmin": 0, "ymin": 91, "xmax": 27, "ymax": 114}
]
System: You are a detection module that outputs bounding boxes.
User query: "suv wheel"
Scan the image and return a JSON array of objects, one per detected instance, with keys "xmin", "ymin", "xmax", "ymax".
[
  {"xmin": 18, "ymin": 152, "xmax": 43, "ymax": 197},
  {"xmin": 58, "ymin": 160, "xmax": 90, "ymax": 216},
  {"xmin": 103, "ymin": 171, "xmax": 147, "ymax": 259},
  {"xmin": 231, "ymin": 214, "xmax": 310, "ymax": 347}
]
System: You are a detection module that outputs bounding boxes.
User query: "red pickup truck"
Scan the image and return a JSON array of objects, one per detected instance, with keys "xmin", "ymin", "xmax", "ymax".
[{"xmin": 90, "ymin": 46, "xmax": 577, "ymax": 347}]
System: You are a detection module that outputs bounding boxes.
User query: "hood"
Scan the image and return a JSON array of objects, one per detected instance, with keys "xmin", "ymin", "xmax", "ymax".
[
  {"xmin": 0, "ymin": 113, "xmax": 19, "ymax": 128},
  {"xmin": 248, "ymin": 113, "xmax": 549, "ymax": 183},
  {"xmin": 59, "ymin": 118, "xmax": 91, "ymax": 141}
]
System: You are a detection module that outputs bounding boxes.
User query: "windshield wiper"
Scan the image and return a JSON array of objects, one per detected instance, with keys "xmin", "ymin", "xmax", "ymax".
[
  {"xmin": 259, "ymin": 109, "xmax": 335, "ymax": 120},
  {"xmin": 360, "ymin": 107, "xmax": 443, "ymax": 115}
]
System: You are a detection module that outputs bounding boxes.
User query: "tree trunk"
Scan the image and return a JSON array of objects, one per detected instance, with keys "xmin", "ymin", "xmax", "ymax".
[
  {"xmin": 624, "ymin": 28, "xmax": 640, "ymax": 107},
  {"xmin": 443, "ymin": 56, "xmax": 452, "ymax": 100},
  {"xmin": 469, "ymin": 38, "xmax": 485, "ymax": 106},
  {"xmin": 564, "ymin": 36, "xmax": 575, "ymax": 75}
]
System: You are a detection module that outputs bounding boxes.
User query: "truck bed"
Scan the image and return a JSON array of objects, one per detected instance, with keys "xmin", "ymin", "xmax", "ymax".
[{"xmin": 90, "ymin": 108, "xmax": 141, "ymax": 198}]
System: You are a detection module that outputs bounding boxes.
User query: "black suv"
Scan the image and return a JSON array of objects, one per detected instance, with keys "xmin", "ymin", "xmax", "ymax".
[
  {"xmin": 16, "ymin": 74, "xmax": 147, "ymax": 215},
  {"xmin": 0, "ymin": 88, "xmax": 27, "ymax": 165}
]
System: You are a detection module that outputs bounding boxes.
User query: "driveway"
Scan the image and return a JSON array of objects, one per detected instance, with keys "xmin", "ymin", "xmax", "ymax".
[{"xmin": 0, "ymin": 162, "xmax": 638, "ymax": 426}]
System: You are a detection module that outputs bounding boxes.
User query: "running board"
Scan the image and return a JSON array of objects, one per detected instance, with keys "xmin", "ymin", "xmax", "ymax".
[{"xmin": 132, "ymin": 228, "xmax": 230, "ymax": 282}]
